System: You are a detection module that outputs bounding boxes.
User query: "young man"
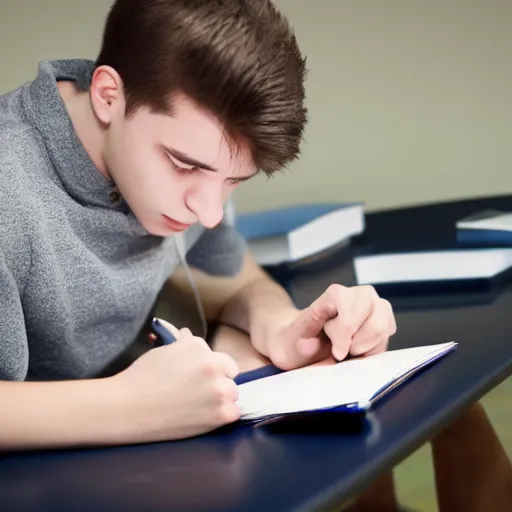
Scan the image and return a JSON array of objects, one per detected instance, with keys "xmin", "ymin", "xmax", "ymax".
[
  {"xmin": 0, "ymin": 2, "xmax": 510, "ymax": 510},
  {"xmin": 0, "ymin": 0, "xmax": 395, "ymax": 449}
]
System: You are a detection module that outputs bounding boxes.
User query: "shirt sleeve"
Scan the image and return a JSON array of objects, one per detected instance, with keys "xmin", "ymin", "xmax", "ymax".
[
  {"xmin": 0, "ymin": 252, "xmax": 29, "ymax": 381},
  {"xmin": 184, "ymin": 199, "xmax": 248, "ymax": 277}
]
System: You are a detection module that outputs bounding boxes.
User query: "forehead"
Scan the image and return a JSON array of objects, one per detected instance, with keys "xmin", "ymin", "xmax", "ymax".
[{"xmin": 136, "ymin": 93, "xmax": 256, "ymax": 176}]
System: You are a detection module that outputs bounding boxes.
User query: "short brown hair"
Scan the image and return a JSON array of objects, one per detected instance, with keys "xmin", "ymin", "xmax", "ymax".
[{"xmin": 95, "ymin": 0, "xmax": 308, "ymax": 175}]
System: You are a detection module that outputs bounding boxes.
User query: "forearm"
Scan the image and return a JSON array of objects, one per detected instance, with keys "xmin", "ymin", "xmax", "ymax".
[
  {"xmin": 0, "ymin": 378, "xmax": 131, "ymax": 451},
  {"xmin": 219, "ymin": 275, "xmax": 297, "ymax": 357},
  {"xmin": 168, "ymin": 252, "xmax": 299, "ymax": 355}
]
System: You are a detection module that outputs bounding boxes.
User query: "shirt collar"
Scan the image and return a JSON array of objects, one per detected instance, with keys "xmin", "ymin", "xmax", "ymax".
[{"xmin": 21, "ymin": 59, "xmax": 127, "ymax": 211}]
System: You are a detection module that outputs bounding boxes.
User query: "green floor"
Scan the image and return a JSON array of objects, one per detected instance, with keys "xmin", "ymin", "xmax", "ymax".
[{"xmin": 395, "ymin": 377, "xmax": 512, "ymax": 511}]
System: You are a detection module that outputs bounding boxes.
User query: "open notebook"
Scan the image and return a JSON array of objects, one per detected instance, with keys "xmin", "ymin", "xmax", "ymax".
[{"xmin": 237, "ymin": 342, "xmax": 457, "ymax": 424}]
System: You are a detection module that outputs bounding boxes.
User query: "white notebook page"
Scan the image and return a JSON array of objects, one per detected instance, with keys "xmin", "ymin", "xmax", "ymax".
[{"xmin": 237, "ymin": 342, "xmax": 456, "ymax": 420}]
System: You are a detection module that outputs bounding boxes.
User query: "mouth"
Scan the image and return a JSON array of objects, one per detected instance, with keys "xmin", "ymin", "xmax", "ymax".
[{"xmin": 162, "ymin": 215, "xmax": 191, "ymax": 232}]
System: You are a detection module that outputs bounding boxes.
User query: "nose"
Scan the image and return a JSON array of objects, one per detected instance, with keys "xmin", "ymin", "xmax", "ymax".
[{"xmin": 186, "ymin": 182, "xmax": 225, "ymax": 229}]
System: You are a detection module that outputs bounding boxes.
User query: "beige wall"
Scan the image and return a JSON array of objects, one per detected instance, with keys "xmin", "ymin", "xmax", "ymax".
[{"xmin": 1, "ymin": 0, "xmax": 510, "ymax": 213}]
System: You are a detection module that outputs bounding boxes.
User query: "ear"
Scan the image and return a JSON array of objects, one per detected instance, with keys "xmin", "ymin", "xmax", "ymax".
[{"xmin": 89, "ymin": 65, "xmax": 124, "ymax": 125}]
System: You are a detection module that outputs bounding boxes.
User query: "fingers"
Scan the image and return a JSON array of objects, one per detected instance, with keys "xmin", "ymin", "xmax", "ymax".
[
  {"xmin": 350, "ymin": 299, "xmax": 396, "ymax": 356},
  {"xmin": 158, "ymin": 321, "xmax": 240, "ymax": 379},
  {"xmin": 156, "ymin": 321, "xmax": 202, "ymax": 346},
  {"xmin": 322, "ymin": 284, "xmax": 396, "ymax": 360},
  {"xmin": 275, "ymin": 334, "xmax": 331, "ymax": 371},
  {"xmin": 287, "ymin": 296, "xmax": 338, "ymax": 341},
  {"xmin": 178, "ymin": 327, "xmax": 195, "ymax": 340},
  {"xmin": 212, "ymin": 376, "xmax": 240, "ymax": 404},
  {"xmin": 322, "ymin": 284, "xmax": 375, "ymax": 360},
  {"xmin": 213, "ymin": 352, "xmax": 240, "ymax": 380}
]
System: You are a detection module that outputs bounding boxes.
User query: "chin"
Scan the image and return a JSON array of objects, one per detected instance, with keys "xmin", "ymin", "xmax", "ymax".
[
  {"xmin": 132, "ymin": 213, "xmax": 164, "ymax": 236},
  {"xmin": 146, "ymin": 227, "xmax": 169, "ymax": 237},
  {"xmin": 145, "ymin": 223, "xmax": 172, "ymax": 237}
]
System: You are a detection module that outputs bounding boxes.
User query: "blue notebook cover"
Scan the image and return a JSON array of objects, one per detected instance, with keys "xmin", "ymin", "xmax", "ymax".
[
  {"xmin": 457, "ymin": 229, "xmax": 512, "ymax": 245},
  {"xmin": 456, "ymin": 209, "xmax": 512, "ymax": 246},
  {"xmin": 235, "ymin": 202, "xmax": 362, "ymax": 240}
]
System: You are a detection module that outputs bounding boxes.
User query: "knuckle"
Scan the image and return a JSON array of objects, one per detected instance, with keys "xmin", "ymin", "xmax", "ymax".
[
  {"xmin": 351, "ymin": 337, "xmax": 382, "ymax": 356},
  {"xmin": 214, "ymin": 404, "xmax": 241, "ymax": 425},
  {"xmin": 349, "ymin": 344, "xmax": 366, "ymax": 356},
  {"xmin": 371, "ymin": 316, "xmax": 390, "ymax": 337},
  {"xmin": 361, "ymin": 284, "xmax": 378, "ymax": 299},
  {"xmin": 200, "ymin": 358, "xmax": 219, "ymax": 379},
  {"xmin": 190, "ymin": 335, "xmax": 208, "ymax": 347},
  {"xmin": 268, "ymin": 346, "xmax": 294, "ymax": 371},
  {"xmin": 211, "ymin": 379, "xmax": 237, "ymax": 404},
  {"xmin": 380, "ymin": 298, "xmax": 397, "ymax": 334},
  {"xmin": 326, "ymin": 283, "xmax": 346, "ymax": 299},
  {"xmin": 309, "ymin": 305, "xmax": 328, "ymax": 325}
]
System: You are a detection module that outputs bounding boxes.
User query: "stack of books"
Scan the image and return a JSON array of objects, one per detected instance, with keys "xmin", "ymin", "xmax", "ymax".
[{"xmin": 235, "ymin": 202, "xmax": 365, "ymax": 266}]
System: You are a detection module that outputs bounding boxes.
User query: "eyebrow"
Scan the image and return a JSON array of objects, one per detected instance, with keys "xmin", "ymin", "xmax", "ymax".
[
  {"xmin": 163, "ymin": 145, "xmax": 218, "ymax": 172},
  {"xmin": 162, "ymin": 145, "xmax": 257, "ymax": 183}
]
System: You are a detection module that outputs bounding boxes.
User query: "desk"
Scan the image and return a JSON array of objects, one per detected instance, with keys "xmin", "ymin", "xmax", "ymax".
[{"xmin": 1, "ymin": 195, "xmax": 512, "ymax": 512}]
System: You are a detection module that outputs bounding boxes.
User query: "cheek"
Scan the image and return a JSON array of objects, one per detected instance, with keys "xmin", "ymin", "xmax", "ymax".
[
  {"xmin": 122, "ymin": 127, "xmax": 153, "ymax": 172},
  {"xmin": 107, "ymin": 124, "xmax": 177, "ymax": 204},
  {"xmin": 106, "ymin": 121, "xmax": 144, "ymax": 177},
  {"xmin": 120, "ymin": 127, "xmax": 169, "ymax": 190}
]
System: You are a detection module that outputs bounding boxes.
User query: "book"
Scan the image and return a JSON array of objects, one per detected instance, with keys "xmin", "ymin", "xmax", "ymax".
[
  {"xmin": 235, "ymin": 202, "xmax": 365, "ymax": 266},
  {"xmin": 236, "ymin": 342, "xmax": 457, "ymax": 425},
  {"xmin": 353, "ymin": 248, "xmax": 512, "ymax": 293},
  {"xmin": 456, "ymin": 209, "xmax": 512, "ymax": 245}
]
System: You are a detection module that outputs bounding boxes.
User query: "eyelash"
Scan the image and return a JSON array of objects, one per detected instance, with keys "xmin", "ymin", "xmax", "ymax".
[
  {"xmin": 175, "ymin": 165, "xmax": 199, "ymax": 174},
  {"xmin": 166, "ymin": 153, "xmax": 242, "ymax": 186},
  {"xmin": 166, "ymin": 154, "xmax": 199, "ymax": 175}
]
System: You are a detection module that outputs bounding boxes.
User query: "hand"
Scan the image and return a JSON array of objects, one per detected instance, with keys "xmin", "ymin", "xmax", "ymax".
[
  {"xmin": 266, "ymin": 284, "xmax": 397, "ymax": 371},
  {"xmin": 114, "ymin": 322, "xmax": 241, "ymax": 443}
]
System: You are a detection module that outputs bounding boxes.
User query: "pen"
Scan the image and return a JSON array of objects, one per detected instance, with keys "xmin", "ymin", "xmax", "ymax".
[
  {"xmin": 149, "ymin": 317, "xmax": 284, "ymax": 385},
  {"xmin": 150, "ymin": 318, "xmax": 177, "ymax": 347}
]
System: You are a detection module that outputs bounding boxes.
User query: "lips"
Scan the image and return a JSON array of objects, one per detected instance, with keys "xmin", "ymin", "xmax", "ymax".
[{"xmin": 162, "ymin": 215, "xmax": 191, "ymax": 232}]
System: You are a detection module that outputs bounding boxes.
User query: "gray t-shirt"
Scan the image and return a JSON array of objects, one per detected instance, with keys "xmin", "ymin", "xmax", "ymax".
[{"xmin": 0, "ymin": 59, "xmax": 246, "ymax": 381}]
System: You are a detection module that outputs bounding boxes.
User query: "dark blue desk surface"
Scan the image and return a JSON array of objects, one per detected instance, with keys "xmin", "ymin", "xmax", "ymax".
[{"xmin": 1, "ymin": 195, "xmax": 512, "ymax": 512}]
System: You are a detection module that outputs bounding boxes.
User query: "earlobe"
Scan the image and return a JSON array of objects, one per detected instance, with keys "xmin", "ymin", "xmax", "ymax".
[{"xmin": 89, "ymin": 65, "xmax": 124, "ymax": 125}]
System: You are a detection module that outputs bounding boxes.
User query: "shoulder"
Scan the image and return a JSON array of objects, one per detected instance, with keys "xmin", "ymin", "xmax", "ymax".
[
  {"xmin": 0, "ymin": 82, "xmax": 46, "ymax": 197},
  {"xmin": 0, "ymin": 82, "xmax": 43, "ymax": 158},
  {"xmin": 0, "ymin": 89, "xmax": 37, "ymax": 283},
  {"xmin": 0, "ymin": 85, "xmax": 46, "ymax": 199},
  {"xmin": 0, "ymin": 83, "xmax": 32, "ymax": 141}
]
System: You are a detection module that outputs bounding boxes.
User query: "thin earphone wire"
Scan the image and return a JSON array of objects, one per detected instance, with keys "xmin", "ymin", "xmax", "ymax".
[{"xmin": 172, "ymin": 233, "xmax": 208, "ymax": 340}]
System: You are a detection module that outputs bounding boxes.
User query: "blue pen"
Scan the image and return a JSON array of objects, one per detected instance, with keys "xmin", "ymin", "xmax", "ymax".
[{"xmin": 151, "ymin": 318, "xmax": 177, "ymax": 346}]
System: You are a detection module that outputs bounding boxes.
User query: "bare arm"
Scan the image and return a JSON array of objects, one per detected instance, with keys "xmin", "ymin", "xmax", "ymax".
[
  {"xmin": 0, "ymin": 330, "xmax": 242, "ymax": 451},
  {"xmin": 168, "ymin": 252, "xmax": 299, "ymax": 356},
  {"xmin": 0, "ymin": 377, "xmax": 130, "ymax": 451}
]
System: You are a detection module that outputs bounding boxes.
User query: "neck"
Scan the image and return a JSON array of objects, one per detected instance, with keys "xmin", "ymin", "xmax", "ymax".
[{"xmin": 57, "ymin": 81, "xmax": 111, "ymax": 180}]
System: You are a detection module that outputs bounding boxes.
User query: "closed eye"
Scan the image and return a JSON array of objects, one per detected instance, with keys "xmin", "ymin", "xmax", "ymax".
[
  {"xmin": 226, "ymin": 176, "xmax": 252, "ymax": 185},
  {"xmin": 175, "ymin": 164, "xmax": 200, "ymax": 174},
  {"xmin": 165, "ymin": 152, "xmax": 200, "ymax": 174},
  {"xmin": 163, "ymin": 147, "xmax": 256, "ymax": 183}
]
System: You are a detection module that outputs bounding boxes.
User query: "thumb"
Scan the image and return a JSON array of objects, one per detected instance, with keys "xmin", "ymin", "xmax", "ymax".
[
  {"xmin": 273, "ymin": 299, "xmax": 335, "ymax": 370},
  {"xmin": 287, "ymin": 296, "xmax": 338, "ymax": 341},
  {"xmin": 214, "ymin": 352, "xmax": 240, "ymax": 380}
]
